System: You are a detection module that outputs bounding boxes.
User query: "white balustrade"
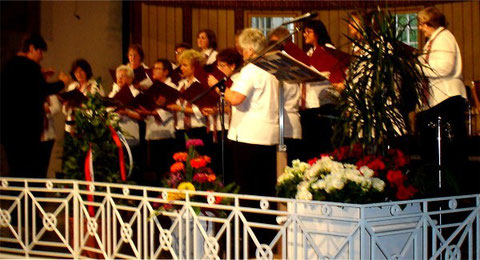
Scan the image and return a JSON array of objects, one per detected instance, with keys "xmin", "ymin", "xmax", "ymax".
[{"xmin": 0, "ymin": 177, "xmax": 478, "ymax": 259}]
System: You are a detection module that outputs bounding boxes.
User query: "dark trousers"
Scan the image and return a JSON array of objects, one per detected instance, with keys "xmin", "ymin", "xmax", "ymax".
[
  {"xmin": 228, "ymin": 140, "xmax": 277, "ymax": 256},
  {"xmin": 285, "ymin": 138, "xmax": 302, "ymax": 166},
  {"xmin": 300, "ymin": 104, "xmax": 339, "ymax": 161},
  {"xmin": 229, "ymin": 141, "xmax": 277, "ymax": 196},
  {"xmin": 416, "ymin": 96, "xmax": 468, "ymax": 193},
  {"xmin": 143, "ymin": 138, "xmax": 175, "ymax": 185},
  {"xmin": 39, "ymin": 140, "xmax": 54, "ymax": 177}
]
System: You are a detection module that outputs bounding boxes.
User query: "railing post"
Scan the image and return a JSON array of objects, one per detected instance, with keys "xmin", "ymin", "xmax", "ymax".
[
  {"xmin": 73, "ymin": 181, "xmax": 79, "ymax": 258},
  {"xmin": 24, "ymin": 180, "xmax": 29, "ymax": 258}
]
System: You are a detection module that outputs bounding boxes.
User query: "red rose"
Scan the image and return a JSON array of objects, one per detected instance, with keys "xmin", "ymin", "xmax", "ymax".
[
  {"xmin": 367, "ymin": 158, "xmax": 385, "ymax": 171},
  {"xmin": 395, "ymin": 184, "xmax": 417, "ymax": 200},
  {"xmin": 388, "ymin": 149, "xmax": 407, "ymax": 168},
  {"xmin": 386, "ymin": 170, "xmax": 404, "ymax": 187},
  {"xmin": 308, "ymin": 157, "xmax": 318, "ymax": 165}
]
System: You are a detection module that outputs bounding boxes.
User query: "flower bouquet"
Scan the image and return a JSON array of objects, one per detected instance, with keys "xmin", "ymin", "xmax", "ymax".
[
  {"xmin": 154, "ymin": 137, "xmax": 238, "ymax": 214},
  {"xmin": 277, "ymin": 145, "xmax": 417, "ymax": 203}
]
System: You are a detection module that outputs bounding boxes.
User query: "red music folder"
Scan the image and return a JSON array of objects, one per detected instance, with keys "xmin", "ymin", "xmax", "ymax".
[
  {"xmin": 112, "ymin": 86, "xmax": 136, "ymax": 106},
  {"xmin": 180, "ymin": 81, "xmax": 219, "ymax": 109},
  {"xmin": 58, "ymin": 89, "xmax": 86, "ymax": 107},
  {"xmin": 143, "ymin": 81, "xmax": 180, "ymax": 106},
  {"xmin": 309, "ymin": 46, "xmax": 350, "ymax": 84}
]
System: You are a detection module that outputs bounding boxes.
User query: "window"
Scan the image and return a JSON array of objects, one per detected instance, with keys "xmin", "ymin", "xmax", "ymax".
[
  {"xmin": 395, "ymin": 13, "xmax": 418, "ymax": 48},
  {"xmin": 245, "ymin": 11, "xmax": 302, "ymax": 43},
  {"xmin": 251, "ymin": 17, "xmax": 295, "ymax": 39}
]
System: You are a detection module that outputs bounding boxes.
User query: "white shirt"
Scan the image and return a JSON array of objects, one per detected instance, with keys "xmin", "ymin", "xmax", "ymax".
[
  {"xmin": 202, "ymin": 48, "xmax": 218, "ymax": 65},
  {"xmin": 283, "ymin": 82, "xmax": 302, "ymax": 139},
  {"xmin": 228, "ymin": 63, "xmax": 279, "ymax": 145},
  {"xmin": 420, "ymin": 27, "xmax": 466, "ymax": 108},
  {"xmin": 108, "ymin": 84, "xmax": 141, "ymax": 145},
  {"xmin": 305, "ymin": 43, "xmax": 336, "ymax": 109},
  {"xmin": 41, "ymin": 95, "xmax": 61, "ymax": 141},
  {"xmin": 145, "ymin": 77, "xmax": 177, "ymax": 140},
  {"xmin": 174, "ymin": 78, "xmax": 205, "ymax": 130},
  {"xmin": 63, "ymin": 79, "xmax": 104, "ymax": 133}
]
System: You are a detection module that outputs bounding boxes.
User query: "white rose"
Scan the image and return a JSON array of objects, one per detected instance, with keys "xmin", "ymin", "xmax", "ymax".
[
  {"xmin": 312, "ymin": 179, "xmax": 326, "ymax": 190},
  {"xmin": 297, "ymin": 181, "xmax": 310, "ymax": 192},
  {"xmin": 331, "ymin": 178, "xmax": 345, "ymax": 190},
  {"xmin": 296, "ymin": 190, "xmax": 313, "ymax": 200},
  {"xmin": 359, "ymin": 166, "xmax": 374, "ymax": 178},
  {"xmin": 352, "ymin": 175, "xmax": 365, "ymax": 184},
  {"xmin": 292, "ymin": 159, "xmax": 301, "ymax": 168},
  {"xmin": 299, "ymin": 162, "xmax": 310, "ymax": 172},
  {"xmin": 372, "ymin": 178, "xmax": 385, "ymax": 191}
]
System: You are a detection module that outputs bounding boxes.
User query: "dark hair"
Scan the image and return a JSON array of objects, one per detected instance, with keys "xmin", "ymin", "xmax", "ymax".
[
  {"xmin": 155, "ymin": 58, "xmax": 173, "ymax": 76},
  {"xmin": 304, "ymin": 20, "xmax": 332, "ymax": 46},
  {"xmin": 70, "ymin": 59, "xmax": 93, "ymax": 81},
  {"xmin": 198, "ymin": 29, "xmax": 217, "ymax": 50},
  {"xmin": 419, "ymin": 7, "xmax": 447, "ymax": 28},
  {"xmin": 216, "ymin": 48, "xmax": 244, "ymax": 69},
  {"xmin": 128, "ymin": 44, "xmax": 145, "ymax": 61},
  {"xmin": 21, "ymin": 33, "xmax": 47, "ymax": 52},
  {"xmin": 175, "ymin": 42, "xmax": 192, "ymax": 50}
]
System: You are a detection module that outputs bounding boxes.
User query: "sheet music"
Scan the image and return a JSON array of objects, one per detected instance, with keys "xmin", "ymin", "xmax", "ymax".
[{"xmin": 253, "ymin": 50, "xmax": 328, "ymax": 83}]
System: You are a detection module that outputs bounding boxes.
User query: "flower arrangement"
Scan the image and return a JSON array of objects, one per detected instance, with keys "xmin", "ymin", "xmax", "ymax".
[
  {"xmin": 156, "ymin": 137, "xmax": 238, "ymax": 212},
  {"xmin": 277, "ymin": 145, "xmax": 417, "ymax": 203}
]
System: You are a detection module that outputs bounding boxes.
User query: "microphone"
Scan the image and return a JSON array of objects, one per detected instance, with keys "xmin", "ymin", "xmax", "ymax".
[
  {"xmin": 212, "ymin": 77, "xmax": 228, "ymax": 92},
  {"xmin": 281, "ymin": 12, "xmax": 318, "ymax": 26}
]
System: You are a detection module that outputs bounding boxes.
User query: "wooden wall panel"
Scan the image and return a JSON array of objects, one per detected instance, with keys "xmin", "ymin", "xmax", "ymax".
[
  {"xmin": 141, "ymin": 1, "xmax": 478, "ymax": 83},
  {"xmin": 192, "ymin": 8, "xmax": 236, "ymax": 51},
  {"xmin": 226, "ymin": 9, "xmax": 236, "ymax": 48},
  {"xmin": 472, "ymin": 1, "xmax": 480, "ymax": 83},
  {"xmin": 435, "ymin": 1, "xmax": 480, "ymax": 84},
  {"xmin": 141, "ymin": 4, "xmax": 182, "ymax": 66}
]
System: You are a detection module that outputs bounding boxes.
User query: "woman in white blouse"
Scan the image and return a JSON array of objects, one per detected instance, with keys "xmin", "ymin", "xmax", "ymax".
[
  {"xmin": 416, "ymin": 6, "xmax": 468, "ymax": 180},
  {"xmin": 64, "ymin": 59, "xmax": 104, "ymax": 134},
  {"xmin": 166, "ymin": 49, "xmax": 209, "ymax": 152},
  {"xmin": 222, "ymin": 28, "xmax": 279, "ymax": 197},
  {"xmin": 197, "ymin": 29, "xmax": 218, "ymax": 66}
]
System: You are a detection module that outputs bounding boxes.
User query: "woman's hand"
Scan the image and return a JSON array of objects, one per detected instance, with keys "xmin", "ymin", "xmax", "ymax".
[
  {"xmin": 201, "ymin": 107, "xmax": 217, "ymax": 116},
  {"xmin": 208, "ymin": 75, "xmax": 219, "ymax": 87}
]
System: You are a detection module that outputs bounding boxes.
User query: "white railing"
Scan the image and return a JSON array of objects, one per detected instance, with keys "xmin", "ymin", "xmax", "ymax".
[{"xmin": 0, "ymin": 177, "xmax": 478, "ymax": 259}]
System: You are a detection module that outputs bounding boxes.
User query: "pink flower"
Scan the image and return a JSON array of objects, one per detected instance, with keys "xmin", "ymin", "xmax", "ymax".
[{"xmin": 186, "ymin": 139, "xmax": 204, "ymax": 148}]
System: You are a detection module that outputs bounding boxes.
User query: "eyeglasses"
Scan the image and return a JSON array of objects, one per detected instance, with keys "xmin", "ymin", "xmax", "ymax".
[{"xmin": 303, "ymin": 29, "xmax": 315, "ymax": 35}]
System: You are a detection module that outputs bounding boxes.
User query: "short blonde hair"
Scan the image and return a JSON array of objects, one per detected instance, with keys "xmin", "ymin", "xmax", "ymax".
[
  {"xmin": 116, "ymin": 64, "xmax": 134, "ymax": 79},
  {"xmin": 418, "ymin": 7, "xmax": 447, "ymax": 28},
  {"xmin": 239, "ymin": 28, "xmax": 267, "ymax": 54},
  {"xmin": 178, "ymin": 49, "xmax": 205, "ymax": 67}
]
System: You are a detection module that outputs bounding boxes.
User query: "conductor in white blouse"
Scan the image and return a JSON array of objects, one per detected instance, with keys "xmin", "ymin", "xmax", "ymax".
[{"xmin": 416, "ymin": 6, "xmax": 468, "ymax": 188}]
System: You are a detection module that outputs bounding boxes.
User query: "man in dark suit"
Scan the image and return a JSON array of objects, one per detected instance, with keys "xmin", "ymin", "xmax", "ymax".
[{"xmin": 1, "ymin": 33, "xmax": 69, "ymax": 178}]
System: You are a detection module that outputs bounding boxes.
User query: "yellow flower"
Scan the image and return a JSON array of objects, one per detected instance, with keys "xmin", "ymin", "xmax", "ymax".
[
  {"xmin": 178, "ymin": 182, "xmax": 196, "ymax": 192},
  {"xmin": 166, "ymin": 182, "xmax": 196, "ymax": 200},
  {"xmin": 167, "ymin": 192, "xmax": 182, "ymax": 200}
]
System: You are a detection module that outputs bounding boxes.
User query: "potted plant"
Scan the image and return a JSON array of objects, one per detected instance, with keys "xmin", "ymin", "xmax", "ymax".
[{"xmin": 277, "ymin": 8, "xmax": 430, "ymax": 258}]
